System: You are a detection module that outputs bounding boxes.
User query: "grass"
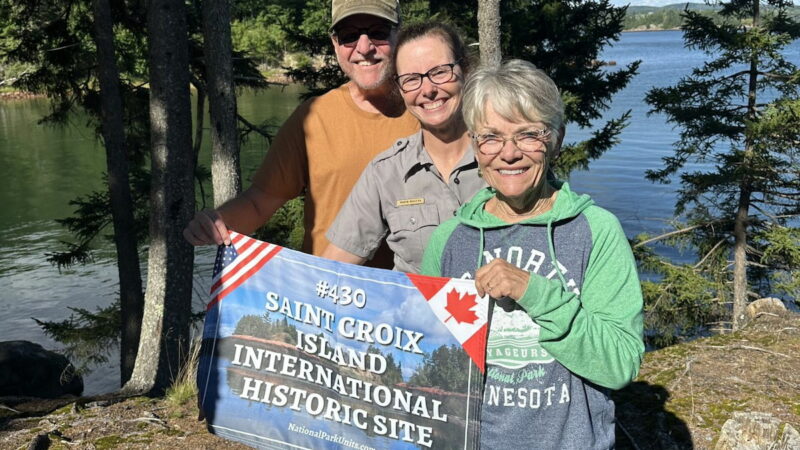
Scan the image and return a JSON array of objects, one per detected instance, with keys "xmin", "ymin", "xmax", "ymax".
[{"xmin": 164, "ymin": 338, "xmax": 201, "ymax": 408}]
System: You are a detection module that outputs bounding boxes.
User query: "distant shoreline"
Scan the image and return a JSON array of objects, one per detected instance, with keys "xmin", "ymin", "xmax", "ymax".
[
  {"xmin": 0, "ymin": 91, "xmax": 44, "ymax": 101},
  {"xmin": 622, "ymin": 28, "xmax": 682, "ymax": 33}
]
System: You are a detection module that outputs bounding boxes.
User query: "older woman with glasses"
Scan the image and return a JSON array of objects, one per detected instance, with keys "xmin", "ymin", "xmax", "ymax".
[
  {"xmin": 322, "ymin": 22, "xmax": 485, "ymax": 273},
  {"xmin": 421, "ymin": 59, "xmax": 644, "ymax": 449}
]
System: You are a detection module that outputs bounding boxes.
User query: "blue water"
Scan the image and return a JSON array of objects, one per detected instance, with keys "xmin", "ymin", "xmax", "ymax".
[
  {"xmin": 569, "ymin": 30, "xmax": 798, "ymax": 263},
  {"xmin": 0, "ymin": 30, "xmax": 797, "ymax": 395}
]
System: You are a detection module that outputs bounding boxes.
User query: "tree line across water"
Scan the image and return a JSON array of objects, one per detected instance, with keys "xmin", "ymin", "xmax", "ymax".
[
  {"xmin": 624, "ymin": 2, "xmax": 800, "ymax": 31},
  {"xmin": 0, "ymin": 0, "xmax": 798, "ymax": 396}
]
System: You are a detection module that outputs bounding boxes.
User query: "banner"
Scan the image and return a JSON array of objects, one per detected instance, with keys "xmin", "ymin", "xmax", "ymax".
[{"xmin": 197, "ymin": 232, "xmax": 489, "ymax": 450}]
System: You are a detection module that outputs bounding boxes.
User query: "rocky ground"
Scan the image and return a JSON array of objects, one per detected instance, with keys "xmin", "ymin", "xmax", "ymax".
[
  {"xmin": 614, "ymin": 310, "xmax": 800, "ymax": 449},
  {"xmin": 1, "ymin": 311, "xmax": 798, "ymax": 450}
]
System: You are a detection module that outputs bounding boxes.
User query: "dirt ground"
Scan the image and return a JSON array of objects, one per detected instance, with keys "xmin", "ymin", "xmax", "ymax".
[{"xmin": 1, "ymin": 312, "xmax": 798, "ymax": 449}]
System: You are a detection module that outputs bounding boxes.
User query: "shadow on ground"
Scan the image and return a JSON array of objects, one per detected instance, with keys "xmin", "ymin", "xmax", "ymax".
[{"xmin": 615, "ymin": 381, "xmax": 693, "ymax": 450}]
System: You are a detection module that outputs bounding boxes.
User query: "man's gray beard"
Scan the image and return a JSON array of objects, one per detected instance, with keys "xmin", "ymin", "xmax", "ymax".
[{"xmin": 350, "ymin": 61, "xmax": 395, "ymax": 92}]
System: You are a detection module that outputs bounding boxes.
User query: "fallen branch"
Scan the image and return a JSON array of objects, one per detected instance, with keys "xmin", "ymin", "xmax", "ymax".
[
  {"xmin": 697, "ymin": 344, "xmax": 790, "ymax": 358},
  {"xmin": 633, "ymin": 224, "xmax": 705, "ymax": 248},
  {"xmin": 0, "ymin": 404, "xmax": 21, "ymax": 413},
  {"xmin": 669, "ymin": 357, "xmax": 694, "ymax": 390},
  {"xmin": 126, "ymin": 417, "xmax": 167, "ymax": 427},
  {"xmin": 770, "ymin": 376, "xmax": 799, "ymax": 389}
]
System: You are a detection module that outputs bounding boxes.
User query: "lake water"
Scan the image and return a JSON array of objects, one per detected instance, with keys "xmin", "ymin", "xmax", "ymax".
[{"xmin": 1, "ymin": 30, "xmax": 797, "ymax": 395}]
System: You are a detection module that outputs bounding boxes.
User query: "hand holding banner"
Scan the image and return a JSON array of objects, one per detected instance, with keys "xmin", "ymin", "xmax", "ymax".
[{"xmin": 197, "ymin": 232, "xmax": 488, "ymax": 449}]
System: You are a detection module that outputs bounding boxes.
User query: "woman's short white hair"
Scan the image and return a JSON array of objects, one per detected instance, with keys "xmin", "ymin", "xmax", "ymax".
[{"xmin": 463, "ymin": 59, "xmax": 565, "ymax": 141}]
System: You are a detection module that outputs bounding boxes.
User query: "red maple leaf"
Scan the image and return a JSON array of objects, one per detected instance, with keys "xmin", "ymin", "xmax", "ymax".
[{"xmin": 444, "ymin": 288, "xmax": 479, "ymax": 324}]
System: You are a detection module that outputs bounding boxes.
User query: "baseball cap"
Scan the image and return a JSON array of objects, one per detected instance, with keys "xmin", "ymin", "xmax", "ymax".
[{"xmin": 330, "ymin": 0, "xmax": 400, "ymax": 31}]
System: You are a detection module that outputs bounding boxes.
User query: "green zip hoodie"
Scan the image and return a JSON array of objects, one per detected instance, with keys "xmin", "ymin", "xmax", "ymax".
[{"xmin": 421, "ymin": 182, "xmax": 644, "ymax": 450}]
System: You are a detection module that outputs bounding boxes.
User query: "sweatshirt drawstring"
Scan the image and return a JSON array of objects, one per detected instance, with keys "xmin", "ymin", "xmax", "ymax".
[
  {"xmin": 477, "ymin": 227, "xmax": 486, "ymax": 270},
  {"xmin": 547, "ymin": 218, "xmax": 569, "ymax": 291}
]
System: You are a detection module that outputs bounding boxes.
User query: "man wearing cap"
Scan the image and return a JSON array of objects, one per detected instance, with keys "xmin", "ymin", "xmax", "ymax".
[{"xmin": 183, "ymin": 0, "xmax": 419, "ymax": 267}]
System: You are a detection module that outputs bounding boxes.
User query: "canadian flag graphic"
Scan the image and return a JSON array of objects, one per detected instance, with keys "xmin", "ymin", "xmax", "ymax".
[{"xmin": 406, "ymin": 273, "xmax": 490, "ymax": 372}]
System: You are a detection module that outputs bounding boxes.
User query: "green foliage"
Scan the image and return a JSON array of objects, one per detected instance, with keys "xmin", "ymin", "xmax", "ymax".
[
  {"xmin": 409, "ymin": 345, "xmax": 469, "ymax": 392},
  {"xmin": 231, "ymin": 8, "xmax": 294, "ymax": 67},
  {"xmin": 2, "ymin": 0, "xmax": 268, "ymax": 267},
  {"xmin": 400, "ymin": 0, "xmax": 434, "ymax": 25},
  {"xmin": 33, "ymin": 298, "xmax": 206, "ymax": 374},
  {"xmin": 499, "ymin": 0, "xmax": 640, "ymax": 175},
  {"xmin": 2, "ymin": 0, "xmax": 273, "ymax": 382},
  {"xmin": 34, "ymin": 302, "xmax": 122, "ymax": 372},
  {"xmin": 0, "ymin": 61, "xmax": 34, "ymax": 89},
  {"xmin": 624, "ymin": 7, "xmax": 739, "ymax": 30},
  {"xmin": 634, "ymin": 236, "xmax": 728, "ymax": 347},
  {"xmin": 254, "ymin": 197, "xmax": 305, "ymax": 250},
  {"xmin": 282, "ymin": 0, "xmax": 347, "ymax": 98},
  {"xmin": 1, "ymin": 0, "xmax": 152, "ymax": 268},
  {"xmin": 642, "ymin": 0, "xmax": 800, "ymax": 334},
  {"xmin": 626, "ymin": 8, "xmax": 685, "ymax": 30},
  {"xmin": 759, "ymin": 225, "xmax": 800, "ymax": 304},
  {"xmin": 45, "ymin": 167, "xmax": 152, "ymax": 270},
  {"xmin": 556, "ymin": 110, "xmax": 630, "ymax": 178}
]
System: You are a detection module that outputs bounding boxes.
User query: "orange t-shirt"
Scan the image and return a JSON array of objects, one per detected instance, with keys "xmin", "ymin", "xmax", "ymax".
[{"xmin": 250, "ymin": 83, "xmax": 420, "ymax": 259}]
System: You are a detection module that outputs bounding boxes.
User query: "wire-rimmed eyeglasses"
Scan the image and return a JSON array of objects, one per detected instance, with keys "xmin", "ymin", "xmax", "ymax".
[{"xmin": 470, "ymin": 128, "xmax": 552, "ymax": 155}]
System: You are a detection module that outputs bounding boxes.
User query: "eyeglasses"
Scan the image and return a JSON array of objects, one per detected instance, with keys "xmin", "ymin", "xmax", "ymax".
[
  {"xmin": 334, "ymin": 24, "xmax": 393, "ymax": 48},
  {"xmin": 394, "ymin": 63, "xmax": 459, "ymax": 93},
  {"xmin": 470, "ymin": 128, "xmax": 552, "ymax": 155}
]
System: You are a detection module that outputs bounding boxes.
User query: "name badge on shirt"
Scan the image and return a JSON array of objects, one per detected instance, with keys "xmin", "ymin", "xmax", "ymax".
[{"xmin": 396, "ymin": 198, "xmax": 425, "ymax": 207}]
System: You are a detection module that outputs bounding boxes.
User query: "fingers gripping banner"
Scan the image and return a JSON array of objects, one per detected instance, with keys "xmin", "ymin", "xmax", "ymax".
[{"xmin": 197, "ymin": 232, "xmax": 489, "ymax": 450}]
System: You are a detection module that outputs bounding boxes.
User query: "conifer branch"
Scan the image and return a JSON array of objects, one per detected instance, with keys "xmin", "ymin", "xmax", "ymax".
[{"xmin": 694, "ymin": 239, "xmax": 727, "ymax": 269}]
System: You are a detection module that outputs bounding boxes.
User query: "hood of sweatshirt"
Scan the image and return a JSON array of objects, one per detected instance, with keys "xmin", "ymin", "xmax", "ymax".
[
  {"xmin": 455, "ymin": 181, "xmax": 594, "ymax": 228},
  {"xmin": 454, "ymin": 181, "xmax": 595, "ymax": 287}
]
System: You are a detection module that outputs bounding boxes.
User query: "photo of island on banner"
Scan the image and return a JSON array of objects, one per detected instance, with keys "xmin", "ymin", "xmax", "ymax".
[{"xmin": 197, "ymin": 232, "xmax": 490, "ymax": 449}]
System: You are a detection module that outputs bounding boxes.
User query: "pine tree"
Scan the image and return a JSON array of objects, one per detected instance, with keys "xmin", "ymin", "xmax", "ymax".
[
  {"xmin": 1, "ymin": 0, "xmax": 151, "ymax": 384},
  {"xmin": 1, "ymin": 0, "xmax": 271, "ymax": 386},
  {"xmin": 499, "ymin": 0, "xmax": 640, "ymax": 176},
  {"xmin": 124, "ymin": 0, "xmax": 195, "ymax": 395},
  {"xmin": 643, "ymin": 0, "xmax": 800, "ymax": 336}
]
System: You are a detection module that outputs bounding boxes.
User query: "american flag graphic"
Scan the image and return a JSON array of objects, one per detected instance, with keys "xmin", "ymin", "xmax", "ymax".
[{"xmin": 207, "ymin": 231, "xmax": 282, "ymax": 310}]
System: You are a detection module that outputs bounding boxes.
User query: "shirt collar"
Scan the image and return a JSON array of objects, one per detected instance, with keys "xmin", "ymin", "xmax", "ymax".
[{"xmin": 399, "ymin": 130, "xmax": 478, "ymax": 182}]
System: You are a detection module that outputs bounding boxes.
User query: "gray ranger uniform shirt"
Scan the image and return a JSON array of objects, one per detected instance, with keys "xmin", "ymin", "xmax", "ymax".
[{"xmin": 326, "ymin": 130, "xmax": 485, "ymax": 273}]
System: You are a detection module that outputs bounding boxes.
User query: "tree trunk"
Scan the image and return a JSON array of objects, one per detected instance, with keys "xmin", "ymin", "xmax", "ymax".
[
  {"xmin": 732, "ymin": 0, "xmax": 760, "ymax": 331},
  {"xmin": 477, "ymin": 0, "xmax": 502, "ymax": 67},
  {"xmin": 92, "ymin": 0, "xmax": 144, "ymax": 386},
  {"xmin": 732, "ymin": 185, "xmax": 751, "ymax": 330},
  {"xmin": 123, "ymin": 0, "xmax": 194, "ymax": 396},
  {"xmin": 192, "ymin": 86, "xmax": 208, "ymax": 209},
  {"xmin": 202, "ymin": 0, "xmax": 241, "ymax": 207}
]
